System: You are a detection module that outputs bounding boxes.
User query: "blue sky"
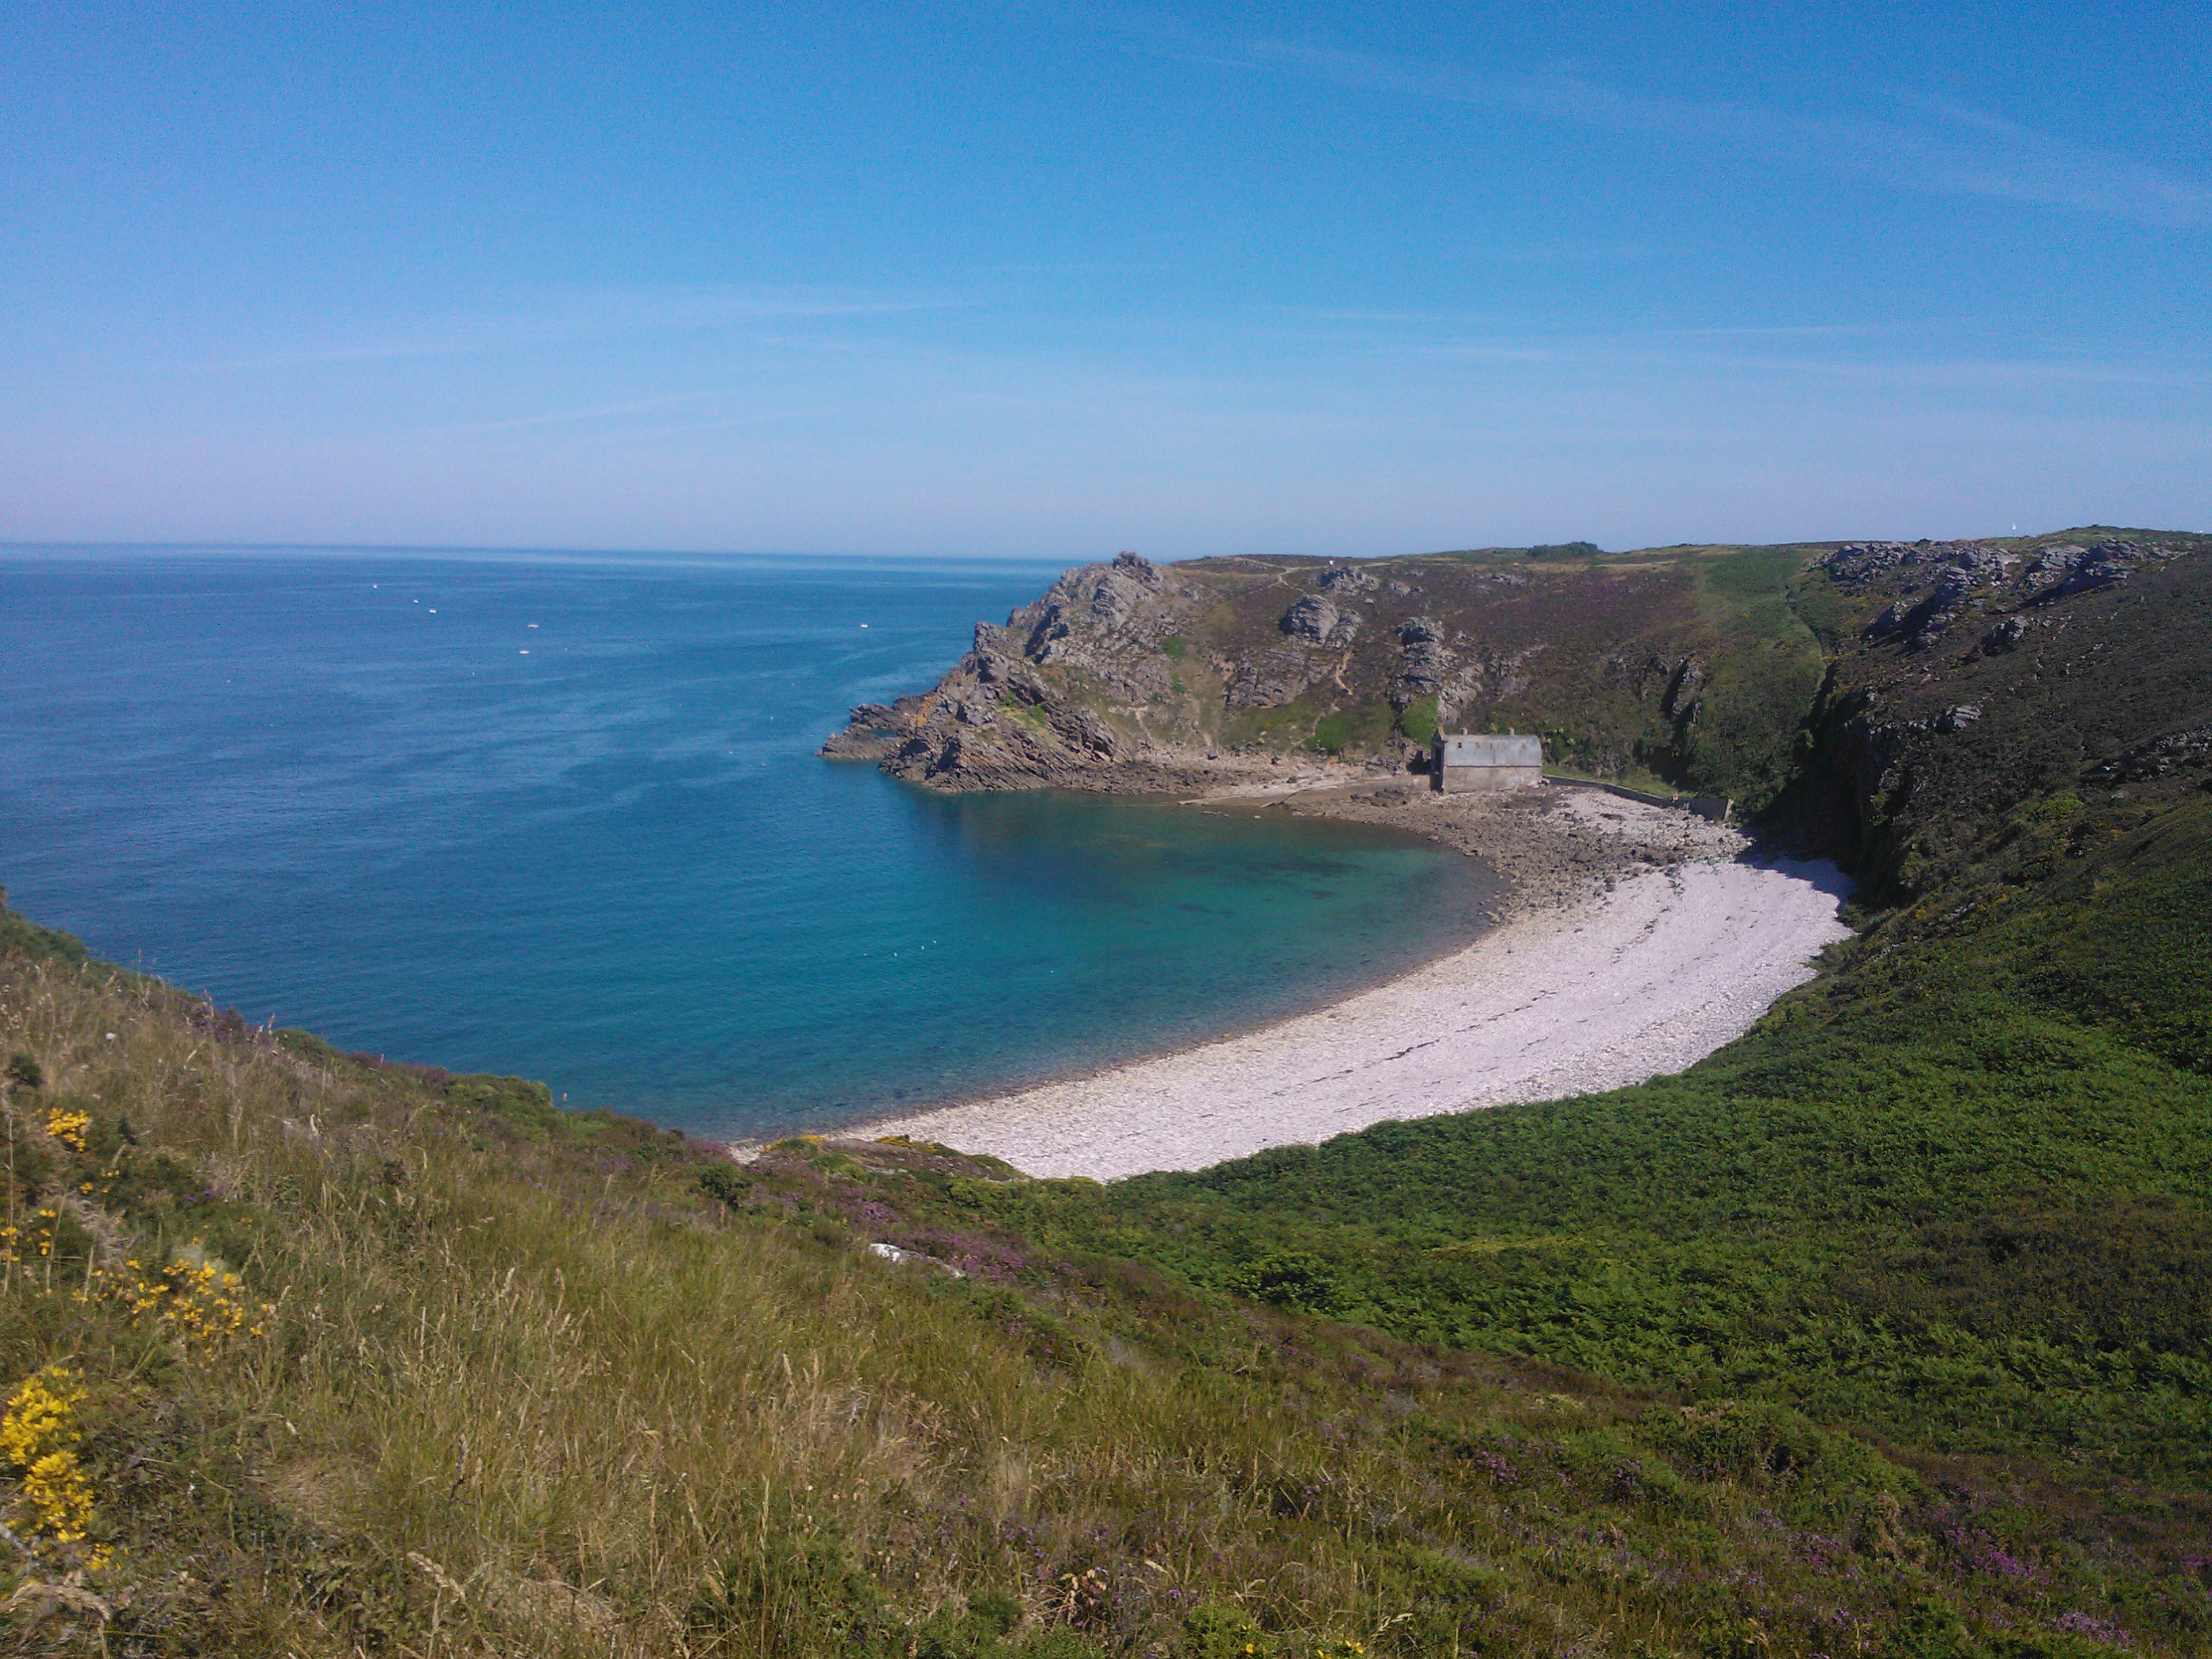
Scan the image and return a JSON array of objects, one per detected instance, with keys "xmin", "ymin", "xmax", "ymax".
[{"xmin": 3, "ymin": 2, "xmax": 2206, "ymax": 556}]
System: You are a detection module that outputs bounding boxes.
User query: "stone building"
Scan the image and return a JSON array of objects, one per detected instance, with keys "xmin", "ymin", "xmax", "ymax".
[{"xmin": 1433, "ymin": 732, "xmax": 1542, "ymax": 793}]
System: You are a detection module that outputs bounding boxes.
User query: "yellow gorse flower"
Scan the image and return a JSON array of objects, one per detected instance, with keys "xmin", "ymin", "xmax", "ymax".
[
  {"xmin": 1, "ymin": 1367, "xmax": 95, "ymax": 1543},
  {"xmin": 43, "ymin": 1107, "xmax": 91, "ymax": 1153},
  {"xmin": 90, "ymin": 1254, "xmax": 277, "ymax": 1353}
]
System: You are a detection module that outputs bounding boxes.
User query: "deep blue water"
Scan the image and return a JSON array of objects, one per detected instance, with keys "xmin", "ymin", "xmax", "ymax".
[{"xmin": 0, "ymin": 551, "xmax": 1497, "ymax": 1139}]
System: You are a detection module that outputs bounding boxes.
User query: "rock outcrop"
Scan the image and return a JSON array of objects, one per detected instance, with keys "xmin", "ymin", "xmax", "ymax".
[
  {"xmin": 819, "ymin": 529, "xmax": 2209, "ymax": 815},
  {"xmin": 818, "ymin": 552, "xmax": 1227, "ymax": 790},
  {"xmin": 1280, "ymin": 594, "xmax": 1358, "ymax": 647}
]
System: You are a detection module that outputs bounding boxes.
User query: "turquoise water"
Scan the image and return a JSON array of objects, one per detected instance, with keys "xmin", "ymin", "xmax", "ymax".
[{"xmin": 0, "ymin": 552, "xmax": 1498, "ymax": 1139}]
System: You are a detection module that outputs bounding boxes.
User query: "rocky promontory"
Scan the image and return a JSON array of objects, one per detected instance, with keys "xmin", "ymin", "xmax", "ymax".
[
  {"xmin": 821, "ymin": 529, "xmax": 2212, "ymax": 868},
  {"xmin": 820, "ymin": 542, "xmax": 1800, "ymax": 801},
  {"xmin": 819, "ymin": 553, "xmax": 1235, "ymax": 790}
]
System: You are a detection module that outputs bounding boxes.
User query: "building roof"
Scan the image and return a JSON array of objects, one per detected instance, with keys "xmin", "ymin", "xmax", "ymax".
[{"xmin": 1435, "ymin": 733, "xmax": 1542, "ymax": 765}]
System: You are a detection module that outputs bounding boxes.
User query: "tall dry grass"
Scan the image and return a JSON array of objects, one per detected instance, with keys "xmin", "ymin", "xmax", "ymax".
[
  {"xmin": 0, "ymin": 948, "xmax": 1660, "ymax": 1656},
  {"xmin": 6, "ymin": 933, "xmax": 2150, "ymax": 1658}
]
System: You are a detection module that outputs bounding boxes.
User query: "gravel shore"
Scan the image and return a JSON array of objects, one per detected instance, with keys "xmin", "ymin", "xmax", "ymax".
[{"xmin": 858, "ymin": 789, "xmax": 1855, "ymax": 1179}]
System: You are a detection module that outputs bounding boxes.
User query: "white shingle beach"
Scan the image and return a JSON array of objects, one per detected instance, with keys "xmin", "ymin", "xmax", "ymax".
[{"xmin": 862, "ymin": 794, "xmax": 1854, "ymax": 1179}]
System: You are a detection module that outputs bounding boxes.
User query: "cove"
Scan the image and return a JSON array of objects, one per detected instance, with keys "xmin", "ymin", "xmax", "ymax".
[{"xmin": 0, "ymin": 550, "xmax": 1498, "ymax": 1140}]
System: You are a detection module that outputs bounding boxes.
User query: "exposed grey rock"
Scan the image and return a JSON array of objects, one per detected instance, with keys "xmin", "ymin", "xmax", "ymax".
[
  {"xmin": 2030, "ymin": 540, "xmax": 2156, "ymax": 602},
  {"xmin": 1845, "ymin": 544, "xmax": 2018, "ymax": 648},
  {"xmin": 1907, "ymin": 567, "xmax": 1983, "ymax": 648},
  {"xmin": 1319, "ymin": 565, "xmax": 1378, "ymax": 593},
  {"xmin": 842, "ymin": 701, "xmax": 901, "ymax": 731},
  {"xmin": 2092, "ymin": 724, "xmax": 2212, "ymax": 783},
  {"xmin": 1936, "ymin": 705, "xmax": 1982, "ymax": 733},
  {"xmin": 1866, "ymin": 602, "xmax": 1910, "ymax": 640},
  {"xmin": 1390, "ymin": 619, "xmax": 1454, "ymax": 707},
  {"xmin": 1281, "ymin": 594, "xmax": 1358, "ymax": 647},
  {"xmin": 1982, "ymin": 616, "xmax": 2028, "ymax": 654},
  {"xmin": 1049, "ymin": 704, "xmax": 1123, "ymax": 757},
  {"xmin": 1662, "ymin": 659, "xmax": 1705, "ymax": 724},
  {"xmin": 1440, "ymin": 645, "xmax": 1542, "ymax": 710},
  {"xmin": 1228, "ymin": 649, "xmax": 1315, "ymax": 709},
  {"xmin": 1823, "ymin": 539, "xmax": 2011, "ymax": 590},
  {"xmin": 1088, "ymin": 569, "xmax": 1145, "ymax": 626}
]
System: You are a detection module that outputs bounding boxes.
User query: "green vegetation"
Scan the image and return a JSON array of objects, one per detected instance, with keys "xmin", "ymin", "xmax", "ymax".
[
  {"xmin": 1309, "ymin": 703, "xmax": 1393, "ymax": 756},
  {"xmin": 1223, "ymin": 697, "xmax": 1319, "ymax": 751},
  {"xmin": 24, "ymin": 905, "xmax": 2166, "ymax": 1657},
  {"xmin": 979, "ymin": 793, "xmax": 2212, "ymax": 1477},
  {"xmin": 7, "ymin": 529, "xmax": 2212, "ymax": 1654},
  {"xmin": 1394, "ymin": 696, "xmax": 1439, "ymax": 747}
]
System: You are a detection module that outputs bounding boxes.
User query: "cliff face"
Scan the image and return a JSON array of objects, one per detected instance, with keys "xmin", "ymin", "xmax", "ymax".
[
  {"xmin": 818, "ymin": 552, "xmax": 1210, "ymax": 790},
  {"xmin": 823, "ymin": 530, "xmax": 2212, "ymax": 849},
  {"xmin": 1784, "ymin": 529, "xmax": 2212, "ymax": 902},
  {"xmin": 821, "ymin": 544, "xmax": 1829, "ymax": 805}
]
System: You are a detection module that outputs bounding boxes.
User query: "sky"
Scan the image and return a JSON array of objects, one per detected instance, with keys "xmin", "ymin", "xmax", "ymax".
[{"xmin": 3, "ymin": 1, "xmax": 2207, "ymax": 557}]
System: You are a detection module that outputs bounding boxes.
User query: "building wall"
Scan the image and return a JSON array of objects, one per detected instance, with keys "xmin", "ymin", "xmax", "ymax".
[
  {"xmin": 1433, "ymin": 732, "xmax": 1544, "ymax": 794},
  {"xmin": 1436, "ymin": 734, "xmax": 1542, "ymax": 770},
  {"xmin": 1437, "ymin": 763, "xmax": 1544, "ymax": 794}
]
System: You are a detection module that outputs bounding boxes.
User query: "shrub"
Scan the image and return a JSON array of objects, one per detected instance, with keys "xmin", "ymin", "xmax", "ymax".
[
  {"xmin": 1311, "ymin": 713, "xmax": 1355, "ymax": 754},
  {"xmin": 1, "ymin": 1366, "xmax": 96, "ymax": 1545},
  {"xmin": 1397, "ymin": 697, "xmax": 1439, "ymax": 747},
  {"xmin": 699, "ymin": 1160, "xmax": 748, "ymax": 1206},
  {"xmin": 1230, "ymin": 1252, "xmax": 1336, "ymax": 1313},
  {"xmin": 1183, "ymin": 1598, "xmax": 1271, "ymax": 1658}
]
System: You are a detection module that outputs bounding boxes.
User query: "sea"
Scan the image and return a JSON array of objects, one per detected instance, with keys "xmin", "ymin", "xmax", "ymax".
[{"xmin": 0, "ymin": 550, "xmax": 1499, "ymax": 1141}]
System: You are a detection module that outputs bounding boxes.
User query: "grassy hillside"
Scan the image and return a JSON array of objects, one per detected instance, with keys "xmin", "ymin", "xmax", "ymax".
[
  {"xmin": 966, "ymin": 792, "xmax": 2212, "ymax": 1474},
  {"xmin": 1189, "ymin": 547, "xmax": 1830, "ymax": 806},
  {"xmin": 0, "ymin": 905, "xmax": 2107, "ymax": 1659},
  {"xmin": 7, "ymin": 527, "xmax": 2212, "ymax": 1656},
  {"xmin": 840, "ymin": 528, "xmax": 2212, "ymax": 830},
  {"xmin": 9, "ymin": 892, "xmax": 2201, "ymax": 1658}
]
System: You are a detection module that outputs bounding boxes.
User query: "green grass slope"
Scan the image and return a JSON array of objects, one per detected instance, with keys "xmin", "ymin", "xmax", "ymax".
[
  {"xmin": 972, "ymin": 791, "xmax": 2212, "ymax": 1474},
  {"xmin": 6, "ymin": 527, "xmax": 2212, "ymax": 1657},
  {"xmin": 1176, "ymin": 546, "xmax": 1829, "ymax": 806},
  {"xmin": 16, "ymin": 906, "xmax": 2175, "ymax": 1659}
]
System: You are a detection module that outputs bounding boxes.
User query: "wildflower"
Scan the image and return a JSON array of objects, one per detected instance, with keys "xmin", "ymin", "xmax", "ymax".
[
  {"xmin": 108, "ymin": 1251, "xmax": 272, "ymax": 1353},
  {"xmin": 43, "ymin": 1108, "xmax": 91, "ymax": 1153},
  {"xmin": 1, "ymin": 1367, "xmax": 96, "ymax": 1543}
]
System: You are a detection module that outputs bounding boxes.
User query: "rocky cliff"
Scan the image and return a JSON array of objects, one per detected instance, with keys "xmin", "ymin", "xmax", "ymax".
[
  {"xmin": 1783, "ymin": 529, "xmax": 2212, "ymax": 901},
  {"xmin": 821, "ymin": 543, "xmax": 1828, "ymax": 805},
  {"xmin": 822, "ymin": 529, "xmax": 2212, "ymax": 848},
  {"xmin": 819, "ymin": 552, "xmax": 1214, "ymax": 791}
]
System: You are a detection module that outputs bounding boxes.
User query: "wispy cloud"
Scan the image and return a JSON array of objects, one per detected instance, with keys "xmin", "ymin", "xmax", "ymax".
[
  {"xmin": 1118, "ymin": 18, "xmax": 2211, "ymax": 229},
  {"xmin": 188, "ymin": 287, "xmax": 979, "ymax": 373}
]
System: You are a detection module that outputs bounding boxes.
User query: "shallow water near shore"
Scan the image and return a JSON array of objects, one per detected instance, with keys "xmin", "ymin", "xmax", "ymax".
[{"xmin": 0, "ymin": 550, "xmax": 1498, "ymax": 1139}]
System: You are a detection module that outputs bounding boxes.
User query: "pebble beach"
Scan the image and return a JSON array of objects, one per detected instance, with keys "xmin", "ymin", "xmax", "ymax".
[{"xmin": 861, "ymin": 790, "xmax": 1856, "ymax": 1179}]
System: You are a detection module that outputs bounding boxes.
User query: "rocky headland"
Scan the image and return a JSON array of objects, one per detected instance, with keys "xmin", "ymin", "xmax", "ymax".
[
  {"xmin": 821, "ymin": 524, "xmax": 2212, "ymax": 1174},
  {"xmin": 825, "ymin": 527, "xmax": 2212, "ymax": 907}
]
